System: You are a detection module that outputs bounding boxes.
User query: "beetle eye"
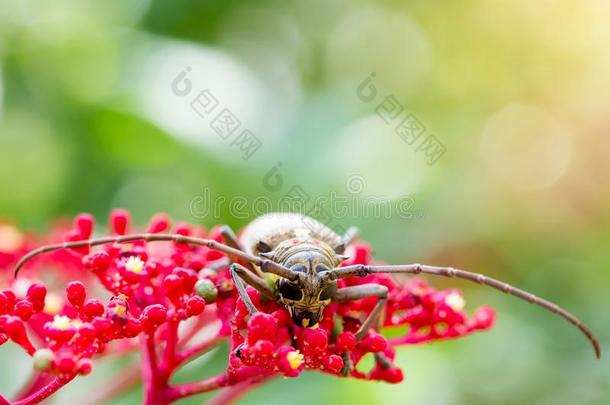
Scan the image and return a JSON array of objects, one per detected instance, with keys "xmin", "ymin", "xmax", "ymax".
[
  {"xmin": 290, "ymin": 265, "xmax": 307, "ymax": 273},
  {"xmin": 315, "ymin": 264, "xmax": 330, "ymax": 273},
  {"xmin": 319, "ymin": 285, "xmax": 336, "ymax": 301},
  {"xmin": 278, "ymin": 279, "xmax": 303, "ymax": 301}
]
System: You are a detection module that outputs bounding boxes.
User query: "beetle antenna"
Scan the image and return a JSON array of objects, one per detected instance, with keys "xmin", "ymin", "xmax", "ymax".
[
  {"xmin": 14, "ymin": 233, "xmax": 298, "ymax": 281},
  {"xmin": 322, "ymin": 264, "xmax": 601, "ymax": 359}
]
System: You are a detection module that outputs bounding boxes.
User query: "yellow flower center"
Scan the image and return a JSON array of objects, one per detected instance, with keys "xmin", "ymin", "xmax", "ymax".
[
  {"xmin": 125, "ymin": 257, "xmax": 144, "ymax": 274},
  {"xmin": 445, "ymin": 292, "xmax": 465, "ymax": 311},
  {"xmin": 51, "ymin": 315, "xmax": 73, "ymax": 331},
  {"xmin": 114, "ymin": 305, "xmax": 127, "ymax": 317},
  {"xmin": 286, "ymin": 351, "xmax": 304, "ymax": 370}
]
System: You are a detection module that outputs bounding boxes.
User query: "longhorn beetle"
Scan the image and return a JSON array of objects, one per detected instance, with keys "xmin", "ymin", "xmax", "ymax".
[{"xmin": 14, "ymin": 212, "xmax": 601, "ymax": 371}]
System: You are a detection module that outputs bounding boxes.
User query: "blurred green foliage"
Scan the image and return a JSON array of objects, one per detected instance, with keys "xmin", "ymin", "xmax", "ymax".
[{"xmin": 0, "ymin": 0, "xmax": 608, "ymax": 404}]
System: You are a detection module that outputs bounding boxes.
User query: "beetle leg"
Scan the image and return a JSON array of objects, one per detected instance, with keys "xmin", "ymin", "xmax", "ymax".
[
  {"xmin": 220, "ymin": 225, "xmax": 263, "ymax": 277},
  {"xmin": 230, "ymin": 264, "xmax": 260, "ymax": 315},
  {"xmin": 332, "ymin": 284, "xmax": 389, "ymax": 376},
  {"xmin": 342, "ymin": 226, "xmax": 360, "ymax": 247},
  {"xmin": 230, "ymin": 263, "xmax": 276, "ymax": 300},
  {"xmin": 332, "ymin": 284, "xmax": 388, "ymax": 339}
]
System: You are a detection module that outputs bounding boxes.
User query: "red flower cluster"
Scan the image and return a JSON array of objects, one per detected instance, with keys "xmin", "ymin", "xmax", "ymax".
[{"xmin": 0, "ymin": 211, "xmax": 495, "ymax": 405}]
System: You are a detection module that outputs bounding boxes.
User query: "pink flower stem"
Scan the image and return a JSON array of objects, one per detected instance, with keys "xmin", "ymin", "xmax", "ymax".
[
  {"xmin": 159, "ymin": 317, "xmax": 179, "ymax": 381},
  {"xmin": 77, "ymin": 363, "xmax": 141, "ymax": 405},
  {"xmin": 175, "ymin": 334, "xmax": 225, "ymax": 366},
  {"xmin": 13, "ymin": 373, "xmax": 52, "ymax": 401},
  {"xmin": 13, "ymin": 376, "xmax": 75, "ymax": 405},
  {"xmin": 208, "ymin": 378, "xmax": 273, "ymax": 405},
  {"xmin": 141, "ymin": 333, "xmax": 163, "ymax": 405},
  {"xmin": 161, "ymin": 373, "xmax": 229, "ymax": 402}
]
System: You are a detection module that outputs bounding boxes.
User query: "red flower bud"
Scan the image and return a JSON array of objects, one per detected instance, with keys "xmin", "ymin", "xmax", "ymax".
[
  {"xmin": 361, "ymin": 334, "xmax": 386, "ymax": 353},
  {"xmin": 247, "ymin": 313, "xmax": 277, "ymax": 344},
  {"xmin": 302, "ymin": 328, "xmax": 328, "ymax": 352},
  {"xmin": 252, "ymin": 339, "xmax": 275, "ymax": 357},
  {"xmin": 14, "ymin": 300, "xmax": 34, "ymax": 321},
  {"xmin": 3, "ymin": 316, "xmax": 35, "ymax": 354},
  {"xmin": 74, "ymin": 213, "xmax": 95, "ymax": 239},
  {"xmin": 174, "ymin": 223, "xmax": 191, "ymax": 236},
  {"xmin": 110, "ymin": 209, "xmax": 130, "ymax": 235},
  {"xmin": 141, "ymin": 304, "xmax": 167, "ymax": 330},
  {"xmin": 77, "ymin": 358, "xmax": 93, "ymax": 375},
  {"xmin": 26, "ymin": 283, "xmax": 46, "ymax": 302},
  {"xmin": 472, "ymin": 306, "xmax": 495, "ymax": 330},
  {"xmin": 0, "ymin": 293, "xmax": 7, "ymax": 315},
  {"xmin": 324, "ymin": 354, "xmax": 344, "ymax": 374},
  {"xmin": 382, "ymin": 367, "xmax": 404, "ymax": 383},
  {"xmin": 185, "ymin": 296, "xmax": 206, "ymax": 317},
  {"xmin": 146, "ymin": 213, "xmax": 171, "ymax": 233},
  {"xmin": 56, "ymin": 354, "xmax": 77, "ymax": 375},
  {"xmin": 124, "ymin": 318, "xmax": 142, "ymax": 338},
  {"xmin": 66, "ymin": 281, "xmax": 87, "ymax": 307},
  {"xmin": 83, "ymin": 251, "xmax": 111, "ymax": 273},
  {"xmin": 83, "ymin": 299, "xmax": 105, "ymax": 319},
  {"xmin": 92, "ymin": 316, "xmax": 112, "ymax": 339},
  {"xmin": 173, "ymin": 267, "xmax": 198, "ymax": 292},
  {"xmin": 2, "ymin": 290, "xmax": 15, "ymax": 312},
  {"xmin": 336, "ymin": 332, "xmax": 357, "ymax": 352}
]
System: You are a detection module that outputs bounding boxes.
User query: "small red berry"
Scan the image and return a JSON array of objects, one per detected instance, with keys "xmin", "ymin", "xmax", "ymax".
[{"xmin": 66, "ymin": 281, "xmax": 87, "ymax": 307}]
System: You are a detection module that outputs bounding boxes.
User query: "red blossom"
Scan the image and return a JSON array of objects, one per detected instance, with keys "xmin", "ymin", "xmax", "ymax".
[{"xmin": 0, "ymin": 212, "xmax": 494, "ymax": 404}]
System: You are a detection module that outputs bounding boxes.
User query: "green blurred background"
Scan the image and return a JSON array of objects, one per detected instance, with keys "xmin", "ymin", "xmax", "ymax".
[{"xmin": 0, "ymin": 1, "xmax": 608, "ymax": 404}]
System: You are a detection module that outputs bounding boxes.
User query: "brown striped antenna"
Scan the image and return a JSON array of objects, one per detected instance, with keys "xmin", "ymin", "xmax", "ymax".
[
  {"xmin": 13, "ymin": 233, "xmax": 298, "ymax": 281},
  {"xmin": 321, "ymin": 264, "xmax": 601, "ymax": 359}
]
